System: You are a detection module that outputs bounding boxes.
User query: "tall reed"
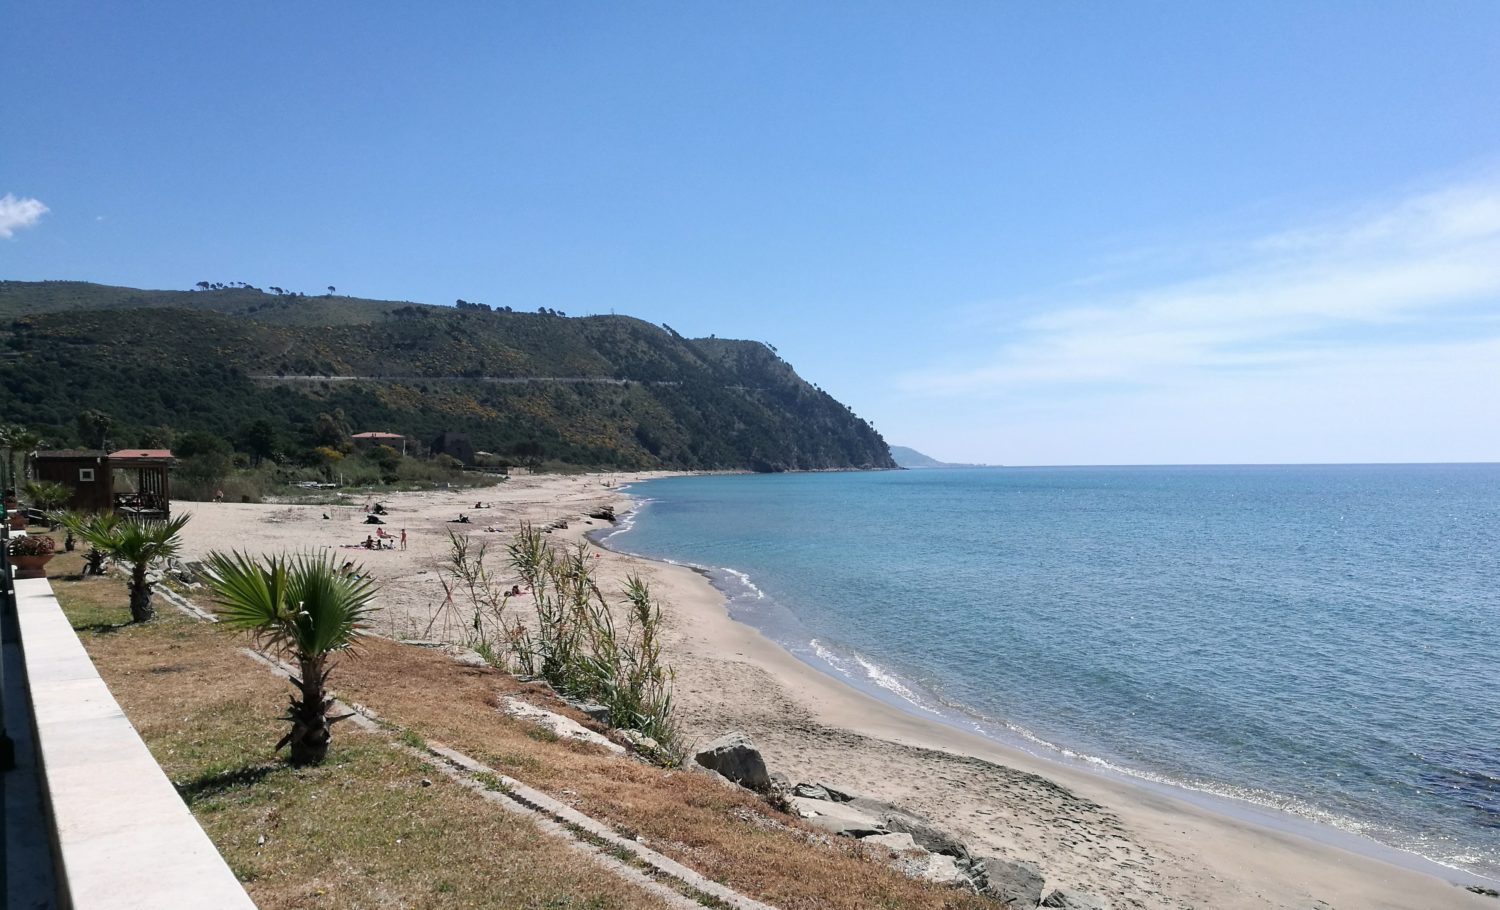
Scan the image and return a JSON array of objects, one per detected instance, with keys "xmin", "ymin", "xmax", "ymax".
[{"xmin": 437, "ymin": 524, "xmax": 680, "ymax": 761}]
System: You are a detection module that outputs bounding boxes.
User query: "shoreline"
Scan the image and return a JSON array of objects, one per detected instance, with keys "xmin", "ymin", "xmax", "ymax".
[
  {"xmin": 172, "ymin": 474, "xmax": 1497, "ymax": 909},
  {"xmin": 581, "ymin": 482, "xmax": 1497, "ymax": 909},
  {"xmin": 591, "ymin": 495, "xmax": 1496, "ymax": 888}
]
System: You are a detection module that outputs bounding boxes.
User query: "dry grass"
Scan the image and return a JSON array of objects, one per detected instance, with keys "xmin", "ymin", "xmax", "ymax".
[
  {"xmin": 51, "ymin": 565, "xmax": 670, "ymax": 910},
  {"xmin": 45, "ymin": 536, "xmax": 990, "ymax": 910}
]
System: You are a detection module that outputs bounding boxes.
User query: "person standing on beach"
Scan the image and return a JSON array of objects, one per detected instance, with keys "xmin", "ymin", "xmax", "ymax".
[{"xmin": 400, "ymin": 528, "xmax": 407, "ymax": 550}]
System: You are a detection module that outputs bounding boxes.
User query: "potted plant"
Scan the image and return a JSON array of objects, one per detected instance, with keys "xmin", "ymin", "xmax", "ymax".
[{"xmin": 9, "ymin": 534, "xmax": 56, "ymax": 579}]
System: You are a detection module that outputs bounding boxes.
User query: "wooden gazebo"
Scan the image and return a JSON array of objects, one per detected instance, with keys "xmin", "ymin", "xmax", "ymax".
[{"xmin": 108, "ymin": 449, "xmax": 175, "ymax": 519}]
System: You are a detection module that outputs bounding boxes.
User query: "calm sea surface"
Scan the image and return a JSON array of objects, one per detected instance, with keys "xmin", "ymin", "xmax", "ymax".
[{"xmin": 604, "ymin": 465, "xmax": 1500, "ymax": 880}]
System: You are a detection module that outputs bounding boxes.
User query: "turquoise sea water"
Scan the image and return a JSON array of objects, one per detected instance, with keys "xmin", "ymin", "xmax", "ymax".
[{"xmin": 603, "ymin": 466, "xmax": 1500, "ymax": 881}]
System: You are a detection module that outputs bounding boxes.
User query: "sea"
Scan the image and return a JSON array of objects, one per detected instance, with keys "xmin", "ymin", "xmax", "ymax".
[{"xmin": 598, "ymin": 465, "xmax": 1500, "ymax": 882}]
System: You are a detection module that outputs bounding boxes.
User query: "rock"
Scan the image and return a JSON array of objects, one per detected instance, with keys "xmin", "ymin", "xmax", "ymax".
[
  {"xmin": 787, "ymin": 796, "xmax": 886, "ymax": 837},
  {"xmin": 569, "ymin": 700, "xmax": 612, "ymax": 726},
  {"xmin": 903, "ymin": 851, "xmax": 969, "ymax": 887},
  {"xmin": 792, "ymin": 783, "xmax": 833, "ymax": 800},
  {"xmin": 1042, "ymin": 888, "xmax": 1110, "ymax": 909},
  {"xmin": 589, "ymin": 506, "xmax": 616, "ymax": 521},
  {"xmin": 693, "ymin": 732, "xmax": 772, "ymax": 792},
  {"xmin": 973, "ymin": 856, "xmax": 1046, "ymax": 908},
  {"xmin": 617, "ymin": 729, "xmax": 662, "ymax": 754},
  {"xmin": 882, "ymin": 810, "xmax": 970, "ymax": 860},
  {"xmin": 500, "ymin": 697, "xmax": 625, "ymax": 754},
  {"xmin": 846, "ymin": 795, "xmax": 900, "ymax": 816},
  {"xmin": 446, "ymin": 647, "xmax": 491, "ymax": 668},
  {"xmin": 861, "ymin": 832, "xmax": 920, "ymax": 853}
]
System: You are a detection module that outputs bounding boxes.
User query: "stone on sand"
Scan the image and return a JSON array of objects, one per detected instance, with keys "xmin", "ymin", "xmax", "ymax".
[
  {"xmin": 973, "ymin": 855, "xmax": 1046, "ymax": 908},
  {"xmin": 1041, "ymin": 888, "xmax": 1111, "ymax": 909},
  {"xmin": 693, "ymin": 731, "xmax": 772, "ymax": 792},
  {"xmin": 881, "ymin": 809, "xmax": 971, "ymax": 859},
  {"xmin": 788, "ymin": 796, "xmax": 885, "ymax": 837}
]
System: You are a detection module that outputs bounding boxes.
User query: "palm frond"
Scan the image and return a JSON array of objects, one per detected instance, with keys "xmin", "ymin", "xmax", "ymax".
[
  {"xmin": 205, "ymin": 550, "xmax": 376, "ymax": 660},
  {"xmin": 102, "ymin": 514, "xmax": 191, "ymax": 566},
  {"xmin": 204, "ymin": 550, "xmax": 294, "ymax": 638}
]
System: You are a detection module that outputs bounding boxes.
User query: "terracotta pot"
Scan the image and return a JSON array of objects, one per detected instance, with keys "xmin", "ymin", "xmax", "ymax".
[
  {"xmin": 11, "ymin": 553, "xmax": 53, "ymax": 579},
  {"xmin": 7, "ymin": 512, "xmax": 25, "ymax": 531}
]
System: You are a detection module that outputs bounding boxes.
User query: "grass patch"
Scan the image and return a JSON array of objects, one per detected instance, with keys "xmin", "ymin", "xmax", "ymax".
[
  {"xmin": 396, "ymin": 727, "xmax": 427, "ymax": 750},
  {"xmin": 53, "ymin": 576, "xmax": 671, "ymax": 910}
]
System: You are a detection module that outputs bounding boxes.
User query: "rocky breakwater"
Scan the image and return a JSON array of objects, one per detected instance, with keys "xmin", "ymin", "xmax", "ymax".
[{"xmin": 693, "ymin": 731, "xmax": 1110, "ymax": 910}]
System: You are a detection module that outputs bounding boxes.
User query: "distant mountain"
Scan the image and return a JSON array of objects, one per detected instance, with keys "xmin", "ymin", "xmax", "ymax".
[
  {"xmin": 890, "ymin": 445, "xmax": 946, "ymax": 468},
  {"xmin": 0, "ymin": 280, "xmax": 896, "ymax": 473},
  {"xmin": 889, "ymin": 445, "xmax": 991, "ymax": 469}
]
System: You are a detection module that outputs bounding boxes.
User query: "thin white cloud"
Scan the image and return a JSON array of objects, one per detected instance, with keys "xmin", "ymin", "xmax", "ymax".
[
  {"xmin": 900, "ymin": 175, "xmax": 1500, "ymax": 397},
  {"xmin": 0, "ymin": 194, "xmax": 49, "ymax": 239}
]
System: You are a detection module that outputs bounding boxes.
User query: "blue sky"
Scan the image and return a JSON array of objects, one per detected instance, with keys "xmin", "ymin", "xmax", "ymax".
[{"xmin": 4, "ymin": 2, "xmax": 1499, "ymax": 464}]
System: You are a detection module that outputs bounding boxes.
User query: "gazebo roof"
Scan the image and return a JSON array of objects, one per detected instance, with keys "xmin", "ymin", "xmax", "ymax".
[{"xmin": 109, "ymin": 448, "xmax": 176, "ymax": 464}]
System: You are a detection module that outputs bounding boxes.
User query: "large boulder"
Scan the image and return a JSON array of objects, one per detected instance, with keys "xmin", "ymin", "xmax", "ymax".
[
  {"xmin": 973, "ymin": 856, "xmax": 1046, "ymax": 908},
  {"xmin": 788, "ymin": 796, "xmax": 886, "ymax": 837},
  {"xmin": 693, "ymin": 732, "xmax": 772, "ymax": 792},
  {"xmin": 1041, "ymin": 889, "xmax": 1110, "ymax": 909},
  {"xmin": 882, "ymin": 809, "xmax": 970, "ymax": 860}
]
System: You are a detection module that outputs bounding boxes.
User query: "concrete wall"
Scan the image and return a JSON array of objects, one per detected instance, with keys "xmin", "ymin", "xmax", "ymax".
[{"xmin": 11, "ymin": 576, "xmax": 256, "ymax": 909}]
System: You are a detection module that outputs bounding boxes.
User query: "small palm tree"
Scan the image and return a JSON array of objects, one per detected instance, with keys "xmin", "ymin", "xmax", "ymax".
[
  {"xmin": 55, "ymin": 511, "xmax": 122, "ymax": 576},
  {"xmin": 203, "ymin": 552, "xmax": 376, "ymax": 766},
  {"xmin": 24, "ymin": 480, "xmax": 72, "ymax": 526},
  {"xmin": 96, "ymin": 515, "xmax": 191, "ymax": 622}
]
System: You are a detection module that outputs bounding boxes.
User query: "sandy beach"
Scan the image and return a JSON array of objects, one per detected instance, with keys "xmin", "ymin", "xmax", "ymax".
[{"xmin": 173, "ymin": 473, "xmax": 1494, "ymax": 910}]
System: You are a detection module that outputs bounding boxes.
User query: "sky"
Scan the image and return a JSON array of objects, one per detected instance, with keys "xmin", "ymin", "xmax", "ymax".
[{"xmin": 4, "ymin": 2, "xmax": 1499, "ymax": 465}]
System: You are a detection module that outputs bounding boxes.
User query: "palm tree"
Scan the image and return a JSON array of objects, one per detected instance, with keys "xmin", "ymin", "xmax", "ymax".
[
  {"xmin": 92, "ymin": 515, "xmax": 191, "ymax": 621},
  {"xmin": 203, "ymin": 552, "xmax": 376, "ymax": 765},
  {"xmin": 24, "ymin": 480, "xmax": 72, "ymax": 523},
  {"xmin": 55, "ymin": 511, "xmax": 121, "ymax": 576}
]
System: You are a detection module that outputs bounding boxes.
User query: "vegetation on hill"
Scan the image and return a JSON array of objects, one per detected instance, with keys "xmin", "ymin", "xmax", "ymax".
[{"xmin": 0, "ymin": 280, "xmax": 895, "ymax": 475}]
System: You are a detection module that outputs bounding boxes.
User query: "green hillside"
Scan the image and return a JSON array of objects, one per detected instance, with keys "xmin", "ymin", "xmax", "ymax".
[{"xmin": 0, "ymin": 280, "xmax": 895, "ymax": 473}]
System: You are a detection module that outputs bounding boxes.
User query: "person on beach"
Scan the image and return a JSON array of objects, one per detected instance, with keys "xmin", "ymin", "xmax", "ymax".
[
  {"xmin": 363, "ymin": 534, "xmax": 374, "ymax": 549},
  {"xmin": 400, "ymin": 528, "xmax": 407, "ymax": 550}
]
